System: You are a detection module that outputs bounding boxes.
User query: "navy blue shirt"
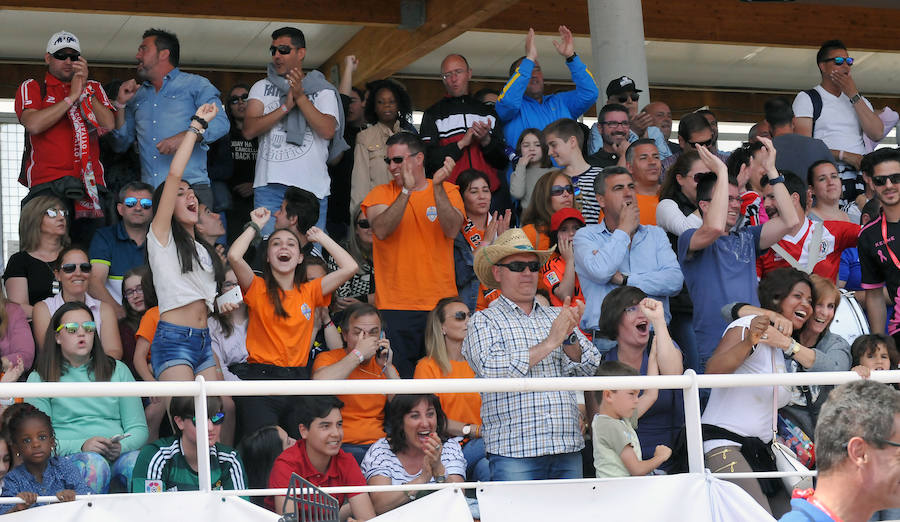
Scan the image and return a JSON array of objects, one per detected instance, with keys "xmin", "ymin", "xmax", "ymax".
[{"xmin": 89, "ymin": 222, "xmax": 147, "ymax": 304}]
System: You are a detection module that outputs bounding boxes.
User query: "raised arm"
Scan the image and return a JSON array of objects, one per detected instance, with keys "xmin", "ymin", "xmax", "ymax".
[
  {"xmin": 226, "ymin": 207, "xmax": 269, "ymax": 293},
  {"xmin": 688, "ymin": 146, "xmax": 729, "ymax": 251},
  {"xmin": 641, "ymin": 298, "xmax": 682, "ymax": 376},
  {"xmin": 757, "ymin": 137, "xmax": 800, "ymax": 249},
  {"xmin": 150, "ymin": 103, "xmax": 217, "ymax": 244},
  {"xmin": 494, "ymin": 28, "xmax": 537, "ymax": 122},
  {"xmin": 305, "ymin": 227, "xmax": 358, "ymax": 294},
  {"xmin": 432, "ymin": 157, "xmax": 465, "ymax": 238},
  {"xmin": 339, "ymin": 55, "xmax": 358, "ymax": 97}
]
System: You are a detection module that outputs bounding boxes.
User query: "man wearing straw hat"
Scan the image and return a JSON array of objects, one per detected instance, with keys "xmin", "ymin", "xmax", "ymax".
[{"xmin": 462, "ymin": 228, "xmax": 600, "ymax": 481}]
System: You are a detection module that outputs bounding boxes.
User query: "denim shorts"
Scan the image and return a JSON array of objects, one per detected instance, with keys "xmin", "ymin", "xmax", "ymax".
[{"xmin": 151, "ymin": 320, "xmax": 216, "ymax": 378}]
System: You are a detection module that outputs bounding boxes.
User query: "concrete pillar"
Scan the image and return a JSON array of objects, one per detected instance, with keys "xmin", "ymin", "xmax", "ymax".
[{"xmin": 587, "ymin": 0, "xmax": 650, "ymax": 107}]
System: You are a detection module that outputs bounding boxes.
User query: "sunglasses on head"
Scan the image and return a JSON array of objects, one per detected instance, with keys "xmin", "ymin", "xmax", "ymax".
[
  {"xmin": 820, "ymin": 56, "xmax": 854, "ymax": 66},
  {"xmin": 269, "ymin": 45, "xmax": 294, "ymax": 56},
  {"xmin": 229, "ymin": 93, "xmax": 249, "ymax": 105},
  {"xmin": 616, "ymin": 93, "xmax": 639, "ymax": 103},
  {"xmin": 383, "ymin": 153, "xmax": 415, "ymax": 165},
  {"xmin": 453, "ymin": 311, "xmax": 471, "ymax": 321},
  {"xmin": 56, "ymin": 321, "xmax": 96, "ymax": 334},
  {"xmin": 689, "ymin": 138, "xmax": 715, "ymax": 149},
  {"xmin": 60, "ymin": 262, "xmax": 92, "ymax": 274},
  {"xmin": 191, "ymin": 412, "xmax": 226, "ymax": 425},
  {"xmin": 872, "ymin": 173, "xmax": 900, "ymax": 186},
  {"xmin": 52, "ymin": 50, "xmax": 80, "ymax": 62},
  {"xmin": 357, "ymin": 219, "xmax": 371, "ymax": 229},
  {"xmin": 497, "ymin": 261, "xmax": 541, "ymax": 273},
  {"xmin": 46, "ymin": 208, "xmax": 67, "ymax": 218},
  {"xmin": 123, "ymin": 197, "xmax": 152, "ymax": 209},
  {"xmin": 549, "ymin": 184, "xmax": 575, "ymax": 197}
]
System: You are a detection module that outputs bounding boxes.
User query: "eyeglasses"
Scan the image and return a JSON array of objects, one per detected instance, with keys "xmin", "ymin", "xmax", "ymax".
[
  {"xmin": 123, "ymin": 286, "xmax": 144, "ymax": 299},
  {"xmin": 601, "ymin": 120, "xmax": 629, "ymax": 128},
  {"xmin": 123, "ymin": 197, "xmax": 152, "ymax": 209},
  {"xmin": 357, "ymin": 219, "xmax": 371, "ymax": 229},
  {"xmin": 497, "ymin": 261, "xmax": 541, "ymax": 273},
  {"xmin": 820, "ymin": 56, "xmax": 854, "ymax": 66},
  {"xmin": 269, "ymin": 45, "xmax": 295, "ymax": 56},
  {"xmin": 191, "ymin": 412, "xmax": 226, "ymax": 426},
  {"xmin": 871, "ymin": 173, "xmax": 900, "ymax": 186},
  {"xmin": 842, "ymin": 438, "xmax": 900, "ymax": 450},
  {"xmin": 383, "ymin": 154, "xmax": 416, "ymax": 165},
  {"xmin": 222, "ymin": 280, "xmax": 238, "ymax": 291},
  {"xmin": 452, "ymin": 311, "xmax": 471, "ymax": 321},
  {"xmin": 229, "ymin": 93, "xmax": 249, "ymax": 105},
  {"xmin": 51, "ymin": 50, "xmax": 80, "ymax": 62},
  {"xmin": 549, "ymin": 185, "xmax": 575, "ymax": 197},
  {"xmin": 60, "ymin": 263, "xmax": 92, "ymax": 274},
  {"xmin": 440, "ymin": 69, "xmax": 467, "ymax": 80},
  {"xmin": 56, "ymin": 321, "xmax": 97, "ymax": 334},
  {"xmin": 45, "ymin": 208, "xmax": 68, "ymax": 218},
  {"xmin": 688, "ymin": 138, "xmax": 715, "ymax": 149},
  {"xmin": 615, "ymin": 94, "xmax": 639, "ymax": 103}
]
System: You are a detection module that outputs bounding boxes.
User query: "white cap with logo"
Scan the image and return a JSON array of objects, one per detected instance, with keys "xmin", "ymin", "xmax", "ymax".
[{"xmin": 47, "ymin": 31, "xmax": 81, "ymax": 54}]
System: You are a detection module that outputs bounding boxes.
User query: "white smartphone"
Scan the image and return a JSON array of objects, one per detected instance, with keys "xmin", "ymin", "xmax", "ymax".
[
  {"xmin": 216, "ymin": 286, "xmax": 243, "ymax": 309},
  {"xmin": 110, "ymin": 433, "xmax": 131, "ymax": 443}
]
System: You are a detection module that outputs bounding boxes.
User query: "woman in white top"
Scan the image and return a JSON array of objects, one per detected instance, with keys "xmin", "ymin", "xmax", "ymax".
[
  {"xmin": 655, "ymin": 150, "xmax": 706, "ymax": 238},
  {"xmin": 702, "ymin": 268, "xmax": 815, "ymax": 517},
  {"xmin": 146, "ymin": 104, "xmax": 235, "ymax": 382},
  {"xmin": 32, "ymin": 246, "xmax": 122, "ymax": 359}
]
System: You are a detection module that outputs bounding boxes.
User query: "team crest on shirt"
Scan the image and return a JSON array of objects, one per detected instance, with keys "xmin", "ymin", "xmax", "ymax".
[
  {"xmin": 546, "ymin": 271, "xmax": 560, "ymax": 285},
  {"xmin": 426, "ymin": 206, "xmax": 438, "ymax": 222},
  {"xmin": 145, "ymin": 480, "xmax": 163, "ymax": 493},
  {"xmin": 301, "ymin": 303, "xmax": 312, "ymax": 320}
]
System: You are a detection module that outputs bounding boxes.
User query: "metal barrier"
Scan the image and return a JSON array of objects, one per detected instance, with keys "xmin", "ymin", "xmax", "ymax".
[{"xmin": 0, "ymin": 369, "xmax": 896, "ymax": 504}]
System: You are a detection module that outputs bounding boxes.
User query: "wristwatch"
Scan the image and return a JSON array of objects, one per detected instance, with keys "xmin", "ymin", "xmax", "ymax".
[
  {"xmin": 566, "ymin": 52, "xmax": 577, "ymax": 63},
  {"xmin": 788, "ymin": 340, "xmax": 802, "ymax": 357},
  {"xmin": 434, "ymin": 474, "xmax": 447, "ymax": 483},
  {"xmin": 562, "ymin": 332, "xmax": 578, "ymax": 346},
  {"xmin": 766, "ymin": 175, "xmax": 785, "ymax": 186},
  {"xmin": 462, "ymin": 424, "xmax": 472, "ymax": 437},
  {"xmin": 849, "ymin": 93, "xmax": 862, "ymax": 105}
]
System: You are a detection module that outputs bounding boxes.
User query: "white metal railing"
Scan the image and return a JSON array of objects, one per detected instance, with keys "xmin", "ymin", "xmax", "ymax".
[{"xmin": 0, "ymin": 369, "xmax": 897, "ymax": 505}]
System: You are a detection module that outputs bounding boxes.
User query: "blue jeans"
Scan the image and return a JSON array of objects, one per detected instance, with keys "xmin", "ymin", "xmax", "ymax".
[
  {"xmin": 487, "ymin": 451, "xmax": 582, "ymax": 481},
  {"xmin": 462, "ymin": 438, "xmax": 490, "ymax": 482},
  {"xmin": 151, "ymin": 320, "xmax": 216, "ymax": 378},
  {"xmin": 254, "ymin": 183, "xmax": 327, "ymax": 238}
]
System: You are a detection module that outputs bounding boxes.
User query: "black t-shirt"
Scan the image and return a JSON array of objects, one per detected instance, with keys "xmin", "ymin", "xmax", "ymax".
[
  {"xmin": 859, "ymin": 214, "xmax": 900, "ymax": 334},
  {"xmin": 587, "ymin": 149, "xmax": 619, "ymax": 168},
  {"xmin": 2, "ymin": 251, "xmax": 56, "ymax": 305}
]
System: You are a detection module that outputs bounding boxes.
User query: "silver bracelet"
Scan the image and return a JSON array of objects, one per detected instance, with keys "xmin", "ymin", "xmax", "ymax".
[{"xmin": 188, "ymin": 126, "xmax": 204, "ymax": 137}]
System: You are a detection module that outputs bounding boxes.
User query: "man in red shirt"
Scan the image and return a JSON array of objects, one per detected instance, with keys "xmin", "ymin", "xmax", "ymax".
[
  {"xmin": 268, "ymin": 396, "xmax": 376, "ymax": 520},
  {"xmin": 15, "ymin": 30, "xmax": 116, "ymax": 244},
  {"xmin": 757, "ymin": 171, "xmax": 859, "ymax": 282}
]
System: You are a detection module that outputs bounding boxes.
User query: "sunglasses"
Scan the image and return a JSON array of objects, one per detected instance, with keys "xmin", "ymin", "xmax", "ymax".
[
  {"xmin": 269, "ymin": 45, "xmax": 295, "ymax": 56},
  {"xmin": 46, "ymin": 208, "xmax": 68, "ymax": 218},
  {"xmin": 60, "ymin": 262, "xmax": 92, "ymax": 274},
  {"xmin": 452, "ymin": 311, "xmax": 471, "ymax": 321},
  {"xmin": 550, "ymin": 185, "xmax": 575, "ymax": 197},
  {"xmin": 229, "ymin": 93, "xmax": 249, "ymax": 105},
  {"xmin": 872, "ymin": 173, "xmax": 900, "ymax": 186},
  {"xmin": 497, "ymin": 261, "xmax": 541, "ymax": 273},
  {"xmin": 123, "ymin": 197, "xmax": 152, "ymax": 209},
  {"xmin": 56, "ymin": 321, "xmax": 97, "ymax": 334},
  {"xmin": 123, "ymin": 286, "xmax": 144, "ymax": 299},
  {"xmin": 191, "ymin": 412, "xmax": 226, "ymax": 425},
  {"xmin": 357, "ymin": 219, "xmax": 371, "ymax": 229},
  {"xmin": 820, "ymin": 56, "xmax": 854, "ymax": 66},
  {"xmin": 688, "ymin": 138, "xmax": 715, "ymax": 149},
  {"xmin": 52, "ymin": 50, "xmax": 80, "ymax": 62},
  {"xmin": 383, "ymin": 153, "xmax": 416, "ymax": 165},
  {"xmin": 692, "ymin": 171, "xmax": 716, "ymax": 183},
  {"xmin": 615, "ymin": 93, "xmax": 639, "ymax": 103}
]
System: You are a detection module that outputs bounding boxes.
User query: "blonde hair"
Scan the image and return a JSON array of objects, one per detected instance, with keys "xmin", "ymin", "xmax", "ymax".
[
  {"xmin": 810, "ymin": 274, "xmax": 841, "ymax": 311},
  {"xmin": 19, "ymin": 196, "xmax": 70, "ymax": 253},
  {"xmin": 424, "ymin": 297, "xmax": 464, "ymax": 376}
]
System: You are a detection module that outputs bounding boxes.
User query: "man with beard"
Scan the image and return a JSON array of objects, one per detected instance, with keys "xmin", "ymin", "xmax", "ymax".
[
  {"xmin": 756, "ymin": 171, "xmax": 858, "ymax": 282},
  {"xmin": 587, "ymin": 104, "xmax": 631, "ymax": 169},
  {"xmin": 109, "ymin": 28, "xmax": 229, "ymax": 208},
  {"xmin": 16, "ymin": 30, "xmax": 116, "ymax": 243},
  {"xmin": 587, "ymin": 77, "xmax": 670, "ymax": 162}
]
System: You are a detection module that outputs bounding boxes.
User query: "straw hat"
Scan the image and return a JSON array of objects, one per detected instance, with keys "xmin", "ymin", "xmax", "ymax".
[{"xmin": 473, "ymin": 228, "xmax": 553, "ymax": 289}]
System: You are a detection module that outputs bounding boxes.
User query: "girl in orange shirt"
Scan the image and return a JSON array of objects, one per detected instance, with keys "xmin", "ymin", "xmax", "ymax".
[{"xmin": 413, "ymin": 296, "xmax": 488, "ymax": 481}]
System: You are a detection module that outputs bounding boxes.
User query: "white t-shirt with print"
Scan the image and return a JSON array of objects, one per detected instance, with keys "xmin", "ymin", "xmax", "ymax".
[{"xmin": 248, "ymin": 79, "xmax": 339, "ymax": 198}]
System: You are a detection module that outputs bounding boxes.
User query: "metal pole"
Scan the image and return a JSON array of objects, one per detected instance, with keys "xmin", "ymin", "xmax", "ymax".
[
  {"xmin": 683, "ymin": 370, "xmax": 705, "ymax": 473},
  {"xmin": 194, "ymin": 375, "xmax": 212, "ymax": 493}
]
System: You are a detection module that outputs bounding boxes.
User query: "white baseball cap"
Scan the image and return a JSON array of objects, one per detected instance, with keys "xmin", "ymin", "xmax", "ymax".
[{"xmin": 47, "ymin": 31, "xmax": 81, "ymax": 54}]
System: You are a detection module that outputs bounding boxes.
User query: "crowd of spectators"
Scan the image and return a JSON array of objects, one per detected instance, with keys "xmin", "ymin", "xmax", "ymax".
[{"xmin": 2, "ymin": 23, "xmax": 900, "ymax": 521}]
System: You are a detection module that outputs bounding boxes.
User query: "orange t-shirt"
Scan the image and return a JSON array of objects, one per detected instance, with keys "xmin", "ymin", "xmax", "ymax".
[
  {"xmin": 539, "ymin": 253, "xmax": 584, "ymax": 307},
  {"xmin": 636, "ymin": 193, "xmax": 659, "ymax": 226},
  {"xmin": 476, "ymin": 287, "xmax": 500, "ymax": 311},
  {"xmin": 244, "ymin": 276, "xmax": 330, "ymax": 368},
  {"xmin": 413, "ymin": 357, "xmax": 481, "ymax": 426},
  {"xmin": 312, "ymin": 349, "xmax": 395, "ymax": 445},
  {"xmin": 135, "ymin": 306, "xmax": 160, "ymax": 362},
  {"xmin": 521, "ymin": 224, "xmax": 551, "ymax": 251},
  {"xmin": 362, "ymin": 181, "xmax": 464, "ymax": 311}
]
